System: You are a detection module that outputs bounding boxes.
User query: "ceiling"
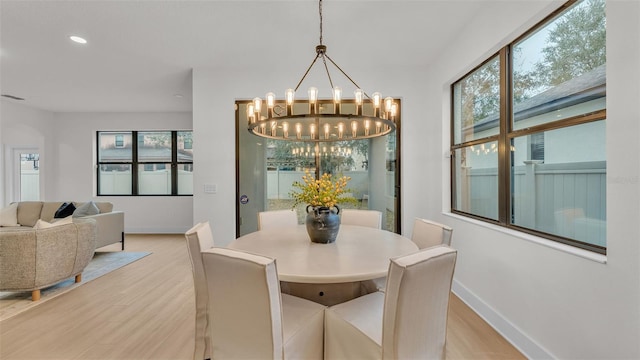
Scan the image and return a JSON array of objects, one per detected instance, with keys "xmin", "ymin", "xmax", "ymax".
[{"xmin": 0, "ymin": 1, "xmax": 483, "ymax": 113}]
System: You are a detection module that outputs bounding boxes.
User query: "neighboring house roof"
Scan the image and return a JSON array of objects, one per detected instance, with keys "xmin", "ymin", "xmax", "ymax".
[{"xmin": 470, "ymin": 64, "xmax": 606, "ymax": 133}]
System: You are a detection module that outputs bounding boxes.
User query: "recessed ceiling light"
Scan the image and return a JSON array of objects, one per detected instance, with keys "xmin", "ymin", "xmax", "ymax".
[{"xmin": 69, "ymin": 35, "xmax": 87, "ymax": 44}]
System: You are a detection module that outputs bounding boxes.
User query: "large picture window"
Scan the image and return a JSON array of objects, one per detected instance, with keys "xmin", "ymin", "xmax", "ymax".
[
  {"xmin": 97, "ymin": 130, "xmax": 193, "ymax": 196},
  {"xmin": 451, "ymin": 0, "xmax": 606, "ymax": 253}
]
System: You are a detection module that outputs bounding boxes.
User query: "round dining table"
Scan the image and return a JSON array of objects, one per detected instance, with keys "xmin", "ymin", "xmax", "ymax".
[{"xmin": 226, "ymin": 224, "xmax": 418, "ymax": 305}]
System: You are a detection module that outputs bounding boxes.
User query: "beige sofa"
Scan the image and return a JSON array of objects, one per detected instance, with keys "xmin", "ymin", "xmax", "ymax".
[
  {"xmin": 12, "ymin": 201, "xmax": 125, "ymax": 250},
  {"xmin": 0, "ymin": 218, "xmax": 97, "ymax": 300}
]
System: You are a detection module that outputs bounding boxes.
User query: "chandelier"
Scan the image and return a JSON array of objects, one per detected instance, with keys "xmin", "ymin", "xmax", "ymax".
[{"xmin": 247, "ymin": 0, "xmax": 397, "ymax": 142}]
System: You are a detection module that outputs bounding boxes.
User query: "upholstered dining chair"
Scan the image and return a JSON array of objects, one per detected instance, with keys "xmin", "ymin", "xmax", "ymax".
[
  {"xmin": 340, "ymin": 209, "xmax": 382, "ymax": 229},
  {"xmin": 257, "ymin": 209, "xmax": 298, "ymax": 230},
  {"xmin": 202, "ymin": 247, "xmax": 325, "ymax": 360},
  {"xmin": 184, "ymin": 221, "xmax": 215, "ymax": 360},
  {"xmin": 325, "ymin": 245, "xmax": 458, "ymax": 360},
  {"xmin": 411, "ymin": 218, "xmax": 454, "ymax": 249}
]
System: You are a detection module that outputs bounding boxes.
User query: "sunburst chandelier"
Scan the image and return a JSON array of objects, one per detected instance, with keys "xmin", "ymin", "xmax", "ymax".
[{"xmin": 247, "ymin": 0, "xmax": 397, "ymax": 142}]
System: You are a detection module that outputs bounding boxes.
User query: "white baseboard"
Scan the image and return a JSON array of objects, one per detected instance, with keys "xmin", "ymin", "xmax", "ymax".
[
  {"xmin": 452, "ymin": 280, "xmax": 554, "ymax": 360},
  {"xmin": 125, "ymin": 227, "xmax": 187, "ymax": 234}
]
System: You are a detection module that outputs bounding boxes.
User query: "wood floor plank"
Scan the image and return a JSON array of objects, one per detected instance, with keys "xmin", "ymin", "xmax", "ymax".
[{"xmin": 0, "ymin": 234, "xmax": 525, "ymax": 359}]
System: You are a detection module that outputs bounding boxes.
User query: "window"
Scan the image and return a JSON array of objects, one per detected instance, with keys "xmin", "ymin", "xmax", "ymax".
[
  {"xmin": 451, "ymin": 0, "xmax": 606, "ymax": 253},
  {"xmin": 115, "ymin": 135, "xmax": 124, "ymax": 148},
  {"xmin": 97, "ymin": 131, "xmax": 193, "ymax": 195}
]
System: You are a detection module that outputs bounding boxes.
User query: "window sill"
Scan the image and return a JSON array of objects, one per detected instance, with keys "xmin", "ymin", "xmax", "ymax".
[{"xmin": 442, "ymin": 212, "xmax": 607, "ymax": 264}]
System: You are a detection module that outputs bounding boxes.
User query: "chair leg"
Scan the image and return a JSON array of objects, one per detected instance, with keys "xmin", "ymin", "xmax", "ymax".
[
  {"xmin": 75, "ymin": 274, "xmax": 82, "ymax": 283},
  {"xmin": 32, "ymin": 290, "xmax": 41, "ymax": 301}
]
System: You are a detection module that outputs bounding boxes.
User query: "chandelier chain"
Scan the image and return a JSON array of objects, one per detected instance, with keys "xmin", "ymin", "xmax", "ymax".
[{"xmin": 319, "ymin": 0, "xmax": 323, "ymax": 45}]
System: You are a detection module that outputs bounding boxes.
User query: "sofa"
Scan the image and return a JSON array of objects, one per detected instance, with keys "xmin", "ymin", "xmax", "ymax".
[
  {"xmin": 8, "ymin": 201, "xmax": 125, "ymax": 250},
  {"xmin": 0, "ymin": 218, "xmax": 97, "ymax": 300}
]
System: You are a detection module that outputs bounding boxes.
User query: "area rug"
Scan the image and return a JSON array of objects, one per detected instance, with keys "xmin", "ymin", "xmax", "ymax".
[{"xmin": 0, "ymin": 251, "xmax": 151, "ymax": 321}]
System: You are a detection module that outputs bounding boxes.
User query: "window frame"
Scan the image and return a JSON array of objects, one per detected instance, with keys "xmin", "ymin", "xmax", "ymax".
[
  {"xmin": 450, "ymin": 0, "xmax": 606, "ymax": 254},
  {"xmin": 97, "ymin": 130, "xmax": 193, "ymax": 196}
]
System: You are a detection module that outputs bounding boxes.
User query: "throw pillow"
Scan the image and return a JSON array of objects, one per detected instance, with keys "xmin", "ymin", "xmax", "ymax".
[
  {"xmin": 0, "ymin": 202, "xmax": 19, "ymax": 227},
  {"xmin": 54, "ymin": 202, "xmax": 76, "ymax": 218},
  {"xmin": 34, "ymin": 215, "xmax": 73, "ymax": 229},
  {"xmin": 73, "ymin": 201, "xmax": 100, "ymax": 218}
]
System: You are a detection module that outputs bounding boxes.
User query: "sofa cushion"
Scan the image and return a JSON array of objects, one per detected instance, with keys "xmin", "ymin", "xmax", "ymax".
[
  {"xmin": 40, "ymin": 202, "xmax": 65, "ymax": 222},
  {"xmin": 34, "ymin": 215, "xmax": 73, "ymax": 229},
  {"xmin": 17, "ymin": 202, "xmax": 44, "ymax": 227},
  {"xmin": 54, "ymin": 202, "xmax": 76, "ymax": 218},
  {"xmin": 0, "ymin": 203, "xmax": 19, "ymax": 227},
  {"xmin": 73, "ymin": 201, "xmax": 100, "ymax": 217}
]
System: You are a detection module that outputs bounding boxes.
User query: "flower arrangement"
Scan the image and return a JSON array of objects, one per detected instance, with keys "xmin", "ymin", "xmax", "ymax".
[{"xmin": 290, "ymin": 170, "xmax": 358, "ymax": 209}]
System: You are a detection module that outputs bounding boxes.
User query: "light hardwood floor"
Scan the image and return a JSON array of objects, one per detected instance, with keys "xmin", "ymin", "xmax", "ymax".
[{"xmin": 0, "ymin": 234, "xmax": 525, "ymax": 360}]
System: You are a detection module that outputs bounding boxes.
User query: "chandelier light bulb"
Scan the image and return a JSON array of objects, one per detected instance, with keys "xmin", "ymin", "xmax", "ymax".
[
  {"xmin": 337, "ymin": 122, "xmax": 345, "ymax": 139},
  {"xmin": 308, "ymin": 87, "xmax": 318, "ymax": 114},
  {"xmin": 324, "ymin": 123, "xmax": 331, "ymax": 140},
  {"xmin": 253, "ymin": 97, "xmax": 262, "ymax": 115},
  {"xmin": 282, "ymin": 121, "xmax": 289, "ymax": 138},
  {"xmin": 296, "ymin": 123, "xmax": 303, "ymax": 140},
  {"xmin": 351, "ymin": 121, "xmax": 358, "ymax": 138}
]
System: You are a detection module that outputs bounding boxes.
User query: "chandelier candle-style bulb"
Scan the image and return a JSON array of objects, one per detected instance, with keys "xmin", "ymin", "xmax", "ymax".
[
  {"xmin": 285, "ymin": 88, "xmax": 295, "ymax": 115},
  {"xmin": 282, "ymin": 121, "xmax": 289, "ymax": 138},
  {"xmin": 247, "ymin": 103, "xmax": 255, "ymax": 125},
  {"xmin": 333, "ymin": 86, "xmax": 342, "ymax": 114},
  {"xmin": 390, "ymin": 103, "xmax": 398, "ymax": 122},
  {"xmin": 308, "ymin": 87, "xmax": 318, "ymax": 114},
  {"xmin": 337, "ymin": 122, "xmax": 345, "ymax": 139},
  {"xmin": 372, "ymin": 92, "xmax": 382, "ymax": 118},
  {"xmin": 253, "ymin": 97, "xmax": 262, "ymax": 119},
  {"xmin": 375, "ymin": 121, "xmax": 382, "ymax": 134},
  {"xmin": 364, "ymin": 119, "xmax": 371, "ymax": 136},
  {"xmin": 270, "ymin": 120, "xmax": 277, "ymax": 137},
  {"xmin": 384, "ymin": 97, "xmax": 393, "ymax": 119},
  {"xmin": 266, "ymin": 92, "xmax": 276, "ymax": 118},
  {"xmin": 323, "ymin": 123, "xmax": 331, "ymax": 140},
  {"xmin": 351, "ymin": 121, "xmax": 358, "ymax": 138},
  {"xmin": 354, "ymin": 89, "xmax": 364, "ymax": 116},
  {"xmin": 309, "ymin": 123, "xmax": 316, "ymax": 140},
  {"xmin": 296, "ymin": 123, "xmax": 302, "ymax": 140}
]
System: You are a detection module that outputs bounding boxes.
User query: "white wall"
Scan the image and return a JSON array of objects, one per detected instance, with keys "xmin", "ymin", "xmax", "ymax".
[{"xmin": 426, "ymin": 1, "xmax": 639, "ymax": 359}]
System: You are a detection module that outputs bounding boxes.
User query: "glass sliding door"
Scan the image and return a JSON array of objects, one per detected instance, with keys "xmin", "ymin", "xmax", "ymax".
[{"xmin": 236, "ymin": 100, "xmax": 401, "ymax": 237}]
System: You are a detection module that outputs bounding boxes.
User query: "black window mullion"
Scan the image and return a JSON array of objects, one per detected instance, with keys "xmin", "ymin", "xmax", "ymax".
[
  {"xmin": 132, "ymin": 131, "xmax": 139, "ymax": 195},
  {"xmin": 498, "ymin": 47, "xmax": 511, "ymax": 225},
  {"xmin": 171, "ymin": 131, "xmax": 178, "ymax": 195}
]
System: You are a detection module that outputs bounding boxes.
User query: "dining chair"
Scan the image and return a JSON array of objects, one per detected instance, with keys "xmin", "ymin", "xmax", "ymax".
[
  {"xmin": 184, "ymin": 221, "xmax": 215, "ymax": 360},
  {"xmin": 257, "ymin": 209, "xmax": 298, "ymax": 230},
  {"xmin": 202, "ymin": 247, "xmax": 325, "ymax": 360},
  {"xmin": 411, "ymin": 218, "xmax": 453, "ymax": 249},
  {"xmin": 324, "ymin": 245, "xmax": 458, "ymax": 360},
  {"xmin": 340, "ymin": 209, "xmax": 382, "ymax": 229}
]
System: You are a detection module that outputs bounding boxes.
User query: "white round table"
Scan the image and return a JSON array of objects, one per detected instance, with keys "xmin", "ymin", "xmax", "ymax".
[{"xmin": 226, "ymin": 225, "xmax": 418, "ymax": 305}]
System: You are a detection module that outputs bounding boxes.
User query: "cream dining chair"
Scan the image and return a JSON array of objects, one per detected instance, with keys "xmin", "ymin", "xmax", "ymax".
[
  {"xmin": 184, "ymin": 221, "xmax": 215, "ymax": 360},
  {"xmin": 257, "ymin": 209, "xmax": 298, "ymax": 230},
  {"xmin": 202, "ymin": 247, "xmax": 325, "ymax": 359},
  {"xmin": 411, "ymin": 218, "xmax": 454, "ymax": 249},
  {"xmin": 325, "ymin": 245, "xmax": 458, "ymax": 360},
  {"xmin": 340, "ymin": 209, "xmax": 382, "ymax": 229}
]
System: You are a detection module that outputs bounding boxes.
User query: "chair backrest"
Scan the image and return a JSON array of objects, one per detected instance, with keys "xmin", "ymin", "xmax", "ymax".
[
  {"xmin": 382, "ymin": 245, "xmax": 457, "ymax": 360},
  {"xmin": 257, "ymin": 210, "xmax": 298, "ymax": 230},
  {"xmin": 202, "ymin": 247, "xmax": 284, "ymax": 359},
  {"xmin": 411, "ymin": 218, "xmax": 453, "ymax": 249},
  {"xmin": 184, "ymin": 221, "xmax": 215, "ymax": 360},
  {"xmin": 340, "ymin": 209, "xmax": 382, "ymax": 229}
]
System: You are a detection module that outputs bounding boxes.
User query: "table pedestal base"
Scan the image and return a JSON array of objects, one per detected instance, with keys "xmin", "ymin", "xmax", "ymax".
[{"xmin": 281, "ymin": 279, "xmax": 383, "ymax": 306}]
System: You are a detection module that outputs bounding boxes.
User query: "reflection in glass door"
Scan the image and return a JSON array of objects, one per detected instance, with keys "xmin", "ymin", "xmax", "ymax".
[{"xmin": 236, "ymin": 100, "xmax": 401, "ymax": 237}]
